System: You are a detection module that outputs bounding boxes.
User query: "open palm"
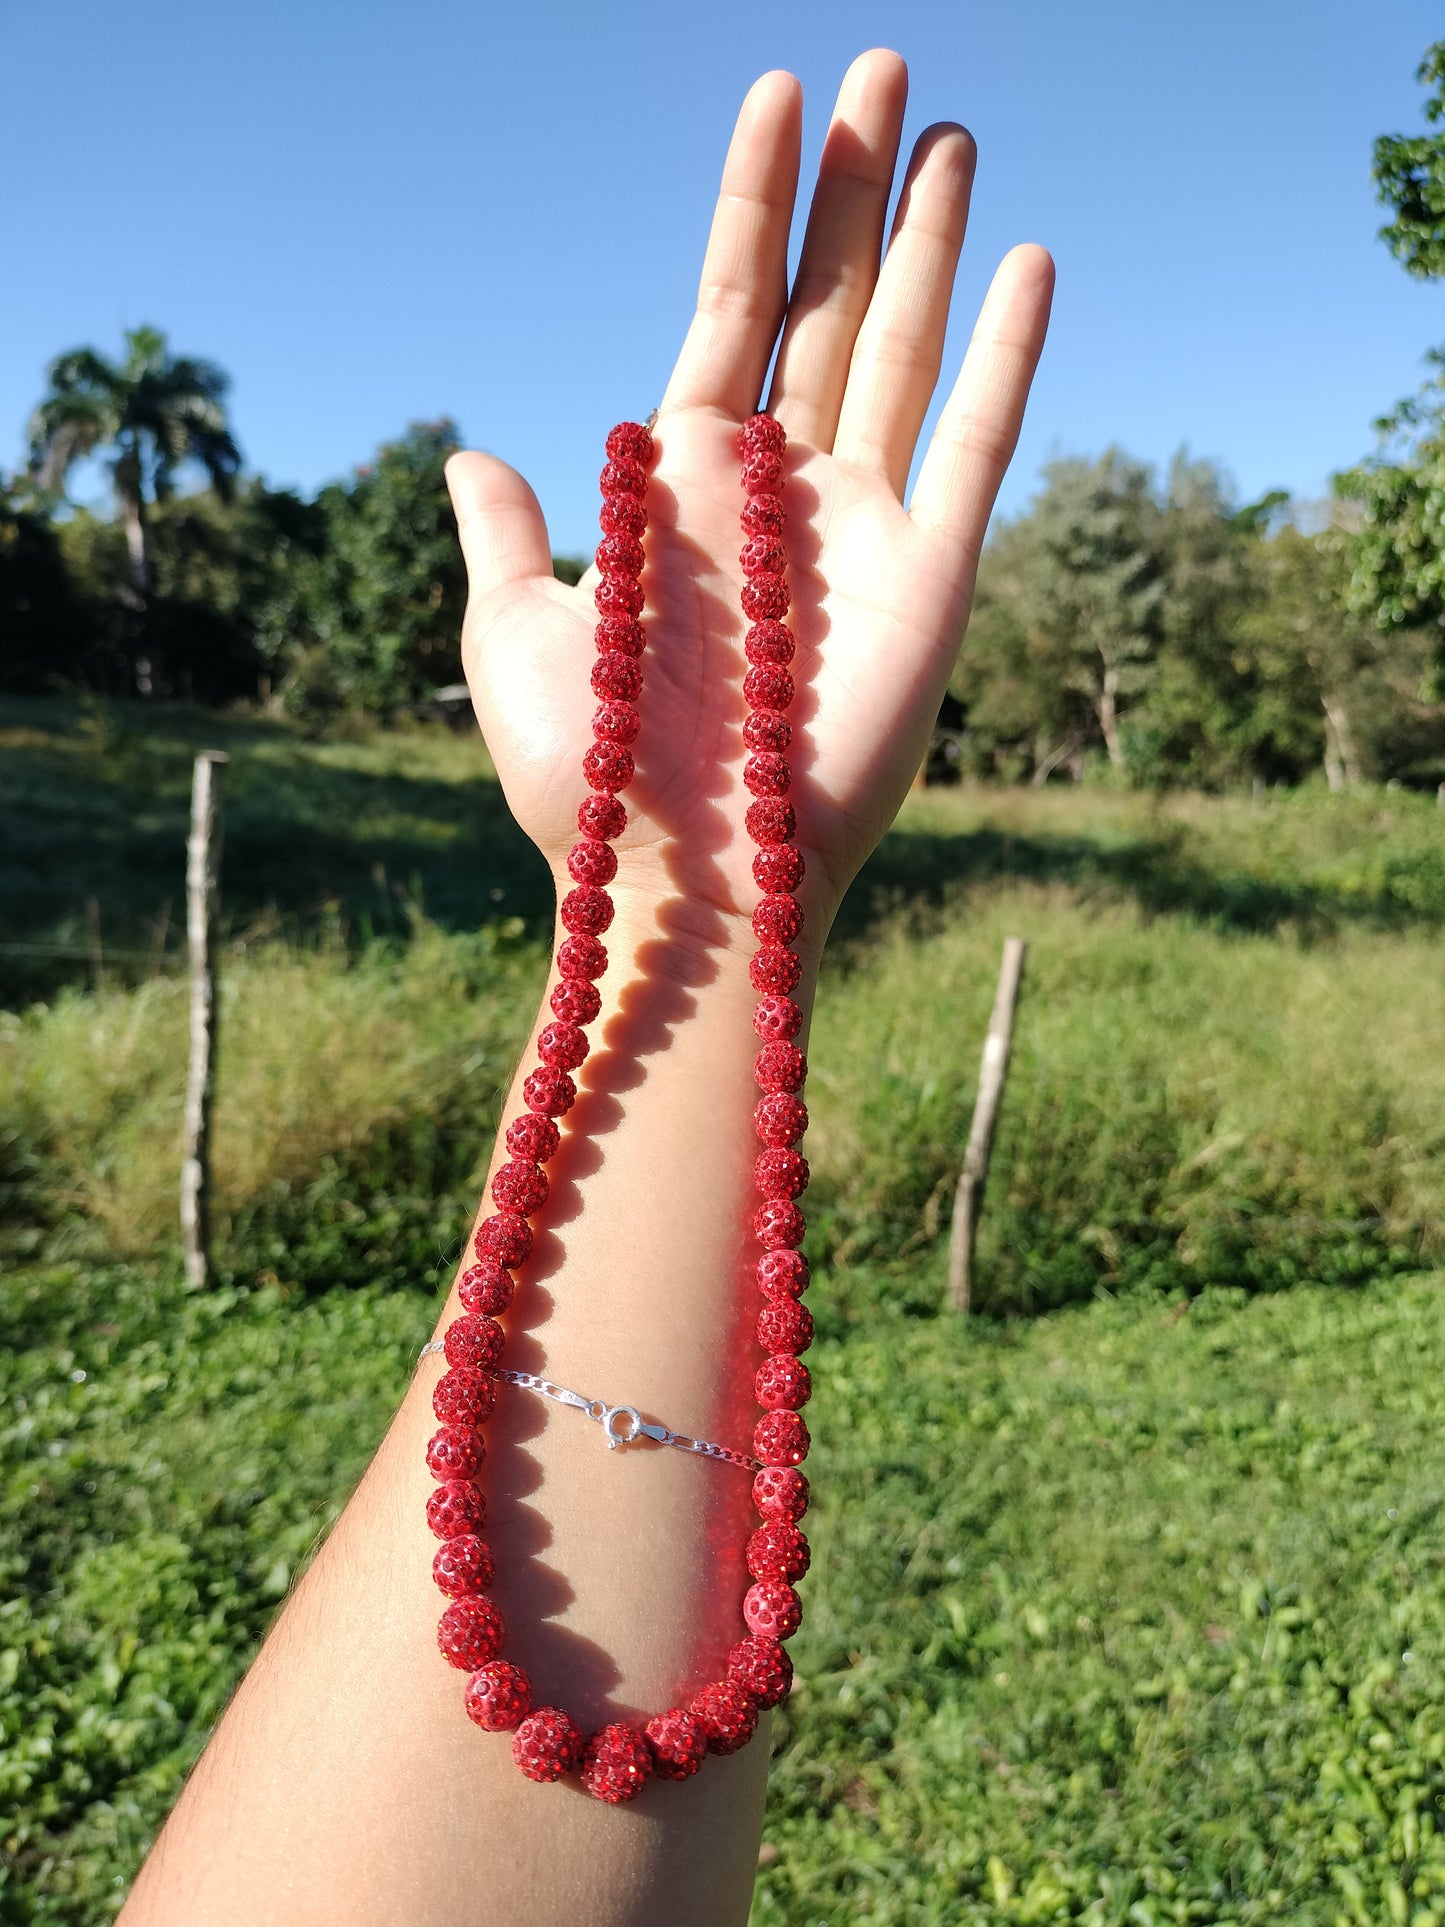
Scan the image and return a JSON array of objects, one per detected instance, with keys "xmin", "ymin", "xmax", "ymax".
[{"xmin": 447, "ymin": 52, "xmax": 1053, "ymax": 940}]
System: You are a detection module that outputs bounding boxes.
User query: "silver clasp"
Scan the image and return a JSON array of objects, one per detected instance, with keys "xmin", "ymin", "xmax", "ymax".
[{"xmin": 589, "ymin": 1401, "xmax": 670, "ymax": 1450}]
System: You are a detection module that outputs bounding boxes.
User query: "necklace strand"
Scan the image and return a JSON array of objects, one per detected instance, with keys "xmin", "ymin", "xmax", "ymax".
[{"xmin": 423, "ymin": 414, "xmax": 813, "ymax": 1802}]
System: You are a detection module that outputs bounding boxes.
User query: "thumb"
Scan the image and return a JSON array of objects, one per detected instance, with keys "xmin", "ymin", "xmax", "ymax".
[{"xmin": 445, "ymin": 450, "xmax": 554, "ymax": 606}]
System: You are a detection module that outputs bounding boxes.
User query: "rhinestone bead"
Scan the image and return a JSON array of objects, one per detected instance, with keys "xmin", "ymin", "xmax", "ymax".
[
  {"xmin": 444, "ymin": 1314, "xmax": 504, "ymax": 1373},
  {"xmin": 465, "ymin": 1660, "xmax": 533, "ymax": 1731},
  {"xmin": 549, "ymin": 979, "xmax": 601, "ymax": 1027},
  {"xmin": 745, "ymin": 619, "xmax": 795, "ymax": 665},
  {"xmin": 432, "ymin": 1534, "xmax": 495, "ymax": 1597},
  {"xmin": 754, "ymin": 1042, "xmax": 807, "ymax": 1093},
  {"xmin": 438, "ymin": 1595, "xmax": 506, "ymax": 1669},
  {"xmin": 739, "ymin": 413, "xmax": 786, "ymax": 455},
  {"xmin": 597, "ymin": 531, "xmax": 645, "ymax": 579},
  {"xmin": 753, "ymin": 844, "xmax": 805, "ymax": 892},
  {"xmin": 492, "ymin": 1158, "xmax": 549, "ymax": 1213},
  {"xmin": 645, "ymin": 1707, "xmax": 709, "ymax": 1781},
  {"xmin": 741, "ymin": 449, "xmax": 785, "ymax": 495},
  {"xmin": 567, "ymin": 838, "xmax": 620, "ymax": 886},
  {"xmin": 740, "ymin": 535, "xmax": 787, "ymax": 577},
  {"xmin": 513, "ymin": 1707, "xmax": 585, "ymax": 1782},
  {"xmin": 522, "ymin": 1065, "xmax": 577, "ymax": 1115},
  {"xmin": 753, "ymin": 995, "xmax": 803, "ymax": 1042},
  {"xmin": 581, "ymin": 1724, "xmax": 654, "ymax": 1804},
  {"xmin": 756, "ymin": 1353, "xmax": 811, "ymax": 1409},
  {"xmin": 752, "ymin": 895, "xmax": 803, "ymax": 945},
  {"xmin": 757, "ymin": 1249, "xmax": 810, "ymax": 1299},
  {"xmin": 747, "ymin": 1520, "xmax": 811, "ymax": 1583},
  {"xmin": 728, "ymin": 1635, "xmax": 794, "ymax": 1709},
  {"xmin": 599, "ymin": 490, "xmax": 646, "ymax": 536},
  {"xmin": 744, "ymin": 664, "xmax": 794, "ymax": 711},
  {"xmin": 426, "ymin": 1426, "xmax": 486, "ymax": 1480},
  {"xmin": 592, "ymin": 701, "xmax": 640, "ymax": 746},
  {"xmin": 578, "ymin": 794, "xmax": 627, "ymax": 841},
  {"xmin": 427, "ymin": 1479, "xmax": 487, "ymax": 1538},
  {"xmin": 744, "ymin": 752, "xmax": 791, "ymax": 797},
  {"xmin": 754, "ymin": 1198, "xmax": 806, "ymax": 1248},
  {"xmin": 754, "ymin": 1410, "xmax": 810, "ymax": 1467},
  {"xmin": 753, "ymin": 1464, "xmax": 810, "ymax": 1521},
  {"xmin": 560, "ymin": 885, "xmax": 615, "ymax": 937},
  {"xmin": 599, "ymin": 455, "xmax": 647, "ymax": 497},
  {"xmin": 690, "ymin": 1680, "xmax": 760, "ymax": 1754},
  {"xmin": 746, "ymin": 799, "xmax": 796, "ymax": 846},
  {"xmin": 755, "ymin": 1148, "xmax": 809, "ymax": 1199},
  {"xmin": 605, "ymin": 421, "xmax": 655, "ymax": 466},
  {"xmin": 433, "ymin": 1365, "xmax": 497, "ymax": 1428},
  {"xmin": 743, "ymin": 1579, "xmax": 803, "ymax": 1640},
  {"xmin": 750, "ymin": 946, "xmax": 802, "ymax": 995},
  {"xmin": 744, "ymin": 709, "xmax": 792, "ymax": 753},
  {"xmin": 505, "ymin": 1111, "xmax": 562, "ymax": 1163},
  {"xmin": 582, "ymin": 741, "xmax": 635, "ymax": 792},
  {"xmin": 537, "ymin": 1020, "xmax": 589, "ymax": 1071},
  {"xmin": 475, "ymin": 1210, "xmax": 534, "ymax": 1264},
  {"xmin": 755, "ymin": 1092, "xmax": 808, "ymax": 1146},
  {"xmin": 741, "ymin": 494, "xmax": 785, "ymax": 535},
  {"xmin": 742, "ymin": 577, "xmax": 790, "ymax": 622},
  {"xmin": 591, "ymin": 652, "xmax": 643, "ymax": 701},
  {"xmin": 593, "ymin": 574, "xmax": 645, "ymax": 619},
  {"xmin": 758, "ymin": 1298, "xmax": 814, "ymax": 1353},
  {"xmin": 459, "ymin": 1260, "xmax": 515, "ymax": 1316},
  {"xmin": 557, "ymin": 934, "xmax": 608, "ymax": 980},
  {"xmin": 594, "ymin": 614, "xmax": 645, "ymax": 656}
]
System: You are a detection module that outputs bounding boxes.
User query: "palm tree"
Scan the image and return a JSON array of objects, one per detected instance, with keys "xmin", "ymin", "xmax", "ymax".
[{"xmin": 27, "ymin": 325, "xmax": 242, "ymax": 595}]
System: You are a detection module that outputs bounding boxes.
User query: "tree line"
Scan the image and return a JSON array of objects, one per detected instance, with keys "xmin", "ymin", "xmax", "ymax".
[{"xmin": 3, "ymin": 39, "xmax": 1444, "ymax": 785}]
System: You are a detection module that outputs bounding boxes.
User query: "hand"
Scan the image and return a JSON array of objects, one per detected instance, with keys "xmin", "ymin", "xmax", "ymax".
[{"xmin": 446, "ymin": 50, "xmax": 1052, "ymax": 942}]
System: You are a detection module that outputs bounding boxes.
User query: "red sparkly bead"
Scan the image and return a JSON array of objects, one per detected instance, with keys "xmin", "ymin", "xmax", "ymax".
[
  {"xmin": 492, "ymin": 1158, "xmax": 549, "ymax": 1214},
  {"xmin": 594, "ymin": 614, "xmax": 645, "ymax": 657},
  {"xmin": 755, "ymin": 1092, "xmax": 808, "ymax": 1146},
  {"xmin": 523, "ymin": 1065, "xmax": 577, "ymax": 1115},
  {"xmin": 513, "ymin": 1707, "xmax": 585, "ymax": 1782},
  {"xmin": 433, "ymin": 1365, "xmax": 497, "ymax": 1428},
  {"xmin": 758, "ymin": 1298, "xmax": 814, "ymax": 1354},
  {"xmin": 744, "ymin": 752, "xmax": 791, "ymax": 797},
  {"xmin": 465, "ymin": 1660, "xmax": 533, "ymax": 1731},
  {"xmin": 753, "ymin": 995, "xmax": 803, "ymax": 1042},
  {"xmin": 742, "ymin": 449, "xmax": 785, "ymax": 494},
  {"xmin": 560, "ymin": 885, "xmax": 614, "ymax": 938},
  {"xmin": 426, "ymin": 1426, "xmax": 486, "ymax": 1480},
  {"xmin": 537, "ymin": 1020, "xmax": 589, "ymax": 1071},
  {"xmin": 476, "ymin": 1210, "xmax": 534, "ymax": 1264},
  {"xmin": 750, "ymin": 946, "xmax": 802, "ymax": 996},
  {"xmin": 744, "ymin": 709, "xmax": 792, "ymax": 753},
  {"xmin": 754, "ymin": 1410, "xmax": 810, "ymax": 1466},
  {"xmin": 756, "ymin": 1353, "xmax": 811, "ymax": 1410},
  {"xmin": 742, "ymin": 577, "xmax": 790, "ymax": 623},
  {"xmin": 754, "ymin": 1198, "xmax": 806, "ymax": 1249},
  {"xmin": 728, "ymin": 1635, "xmax": 794, "ymax": 1709},
  {"xmin": 754, "ymin": 845, "xmax": 805, "ymax": 893},
  {"xmin": 427, "ymin": 1478, "xmax": 487, "ymax": 1539},
  {"xmin": 557, "ymin": 934, "xmax": 608, "ymax": 981},
  {"xmin": 432, "ymin": 1533, "xmax": 495, "ymax": 1597},
  {"xmin": 591, "ymin": 651, "xmax": 644, "ymax": 701},
  {"xmin": 444, "ymin": 1314, "xmax": 505, "ymax": 1373},
  {"xmin": 645, "ymin": 1707, "xmax": 709, "ymax": 1781},
  {"xmin": 578, "ymin": 793, "xmax": 627, "ymax": 842},
  {"xmin": 748, "ymin": 1520, "xmax": 811, "ymax": 1583},
  {"xmin": 582, "ymin": 742, "xmax": 635, "ymax": 792},
  {"xmin": 745, "ymin": 664, "xmax": 794, "ymax": 711},
  {"xmin": 505, "ymin": 1111, "xmax": 561, "ymax": 1163},
  {"xmin": 594, "ymin": 575, "xmax": 645, "ymax": 619},
  {"xmin": 753, "ymin": 895, "xmax": 803, "ymax": 945},
  {"xmin": 459, "ymin": 1261, "xmax": 515, "ymax": 1316},
  {"xmin": 741, "ymin": 494, "xmax": 785, "ymax": 536},
  {"xmin": 753, "ymin": 1464, "xmax": 810, "ymax": 1521},
  {"xmin": 756, "ymin": 1147, "xmax": 809, "ymax": 1199},
  {"xmin": 757, "ymin": 1249, "xmax": 810, "ymax": 1299},
  {"xmin": 605, "ymin": 421, "xmax": 655, "ymax": 466},
  {"xmin": 744, "ymin": 1579, "xmax": 803, "ymax": 1641},
  {"xmin": 599, "ymin": 490, "xmax": 646, "ymax": 537},
  {"xmin": 755, "ymin": 1041, "xmax": 807, "ymax": 1093},
  {"xmin": 549, "ymin": 979, "xmax": 601, "ymax": 1026},
  {"xmin": 740, "ymin": 535, "xmax": 787, "ymax": 577},
  {"xmin": 600, "ymin": 455, "xmax": 647, "ymax": 496},
  {"xmin": 597, "ymin": 531, "xmax": 645, "ymax": 579},
  {"xmin": 690, "ymin": 1680, "xmax": 760, "ymax": 1755},
  {"xmin": 746, "ymin": 799, "xmax": 796, "ymax": 846},
  {"xmin": 592, "ymin": 700, "xmax": 640, "ymax": 746},
  {"xmin": 740, "ymin": 413, "xmax": 786, "ymax": 455},
  {"xmin": 745, "ymin": 620, "xmax": 795, "ymax": 665},
  {"xmin": 567, "ymin": 838, "xmax": 620, "ymax": 886},
  {"xmin": 438, "ymin": 1595, "xmax": 506, "ymax": 1670},
  {"xmin": 581, "ymin": 1724, "xmax": 654, "ymax": 1805}
]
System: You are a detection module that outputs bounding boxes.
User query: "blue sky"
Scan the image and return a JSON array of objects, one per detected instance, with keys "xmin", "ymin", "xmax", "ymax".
[{"xmin": 2, "ymin": 0, "xmax": 1441, "ymax": 554}]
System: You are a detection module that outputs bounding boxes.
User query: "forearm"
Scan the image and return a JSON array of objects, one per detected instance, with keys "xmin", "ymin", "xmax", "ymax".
[{"xmin": 122, "ymin": 884, "xmax": 820, "ymax": 1927}]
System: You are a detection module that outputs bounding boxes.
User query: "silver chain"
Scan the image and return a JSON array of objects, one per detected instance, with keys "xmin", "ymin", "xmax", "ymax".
[{"xmin": 417, "ymin": 1343, "xmax": 758, "ymax": 1471}]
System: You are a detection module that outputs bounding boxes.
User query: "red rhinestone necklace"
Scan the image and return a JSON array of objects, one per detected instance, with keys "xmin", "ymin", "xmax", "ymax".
[{"xmin": 424, "ymin": 414, "xmax": 814, "ymax": 1805}]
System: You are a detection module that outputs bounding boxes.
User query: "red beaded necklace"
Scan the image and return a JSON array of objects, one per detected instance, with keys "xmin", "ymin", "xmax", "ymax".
[{"xmin": 424, "ymin": 414, "xmax": 814, "ymax": 1805}]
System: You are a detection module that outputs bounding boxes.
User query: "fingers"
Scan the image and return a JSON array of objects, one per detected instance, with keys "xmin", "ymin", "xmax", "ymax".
[
  {"xmin": 660, "ymin": 71, "xmax": 802, "ymax": 419},
  {"xmin": 445, "ymin": 451, "xmax": 554, "ymax": 609},
  {"xmin": 767, "ymin": 49, "xmax": 908, "ymax": 452},
  {"xmin": 831, "ymin": 123, "xmax": 976, "ymax": 499},
  {"xmin": 908, "ymin": 244, "xmax": 1055, "ymax": 570}
]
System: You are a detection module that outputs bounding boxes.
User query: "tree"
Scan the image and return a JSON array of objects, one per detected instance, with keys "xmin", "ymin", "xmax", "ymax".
[
  {"xmin": 26, "ymin": 325, "xmax": 241, "ymax": 597},
  {"xmin": 1374, "ymin": 40, "xmax": 1445, "ymax": 279}
]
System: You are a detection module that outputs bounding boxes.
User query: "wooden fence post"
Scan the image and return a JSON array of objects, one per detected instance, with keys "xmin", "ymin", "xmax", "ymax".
[
  {"xmin": 947, "ymin": 937, "xmax": 1026, "ymax": 1314},
  {"xmin": 182, "ymin": 752, "xmax": 227, "ymax": 1288}
]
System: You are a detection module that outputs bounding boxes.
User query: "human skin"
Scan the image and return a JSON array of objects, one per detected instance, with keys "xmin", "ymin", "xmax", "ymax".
[{"xmin": 119, "ymin": 48, "xmax": 1052, "ymax": 1927}]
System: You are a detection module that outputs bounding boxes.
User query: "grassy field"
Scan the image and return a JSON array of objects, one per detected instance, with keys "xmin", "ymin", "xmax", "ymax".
[{"xmin": 3, "ymin": 698, "xmax": 1445, "ymax": 1921}]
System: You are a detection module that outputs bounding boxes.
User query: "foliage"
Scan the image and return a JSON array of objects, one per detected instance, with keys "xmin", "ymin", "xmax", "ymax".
[
  {"xmin": 0, "ymin": 487, "xmax": 90, "ymax": 693},
  {"xmin": 1374, "ymin": 40, "xmax": 1445, "ymax": 280}
]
